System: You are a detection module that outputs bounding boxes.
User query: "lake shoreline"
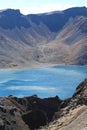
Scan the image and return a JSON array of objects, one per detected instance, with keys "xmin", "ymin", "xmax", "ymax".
[{"xmin": 0, "ymin": 62, "xmax": 87, "ymax": 70}]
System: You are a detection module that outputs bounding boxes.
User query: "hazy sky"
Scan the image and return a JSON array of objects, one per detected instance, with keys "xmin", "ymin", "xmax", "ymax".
[{"xmin": 0, "ymin": 0, "xmax": 87, "ymax": 14}]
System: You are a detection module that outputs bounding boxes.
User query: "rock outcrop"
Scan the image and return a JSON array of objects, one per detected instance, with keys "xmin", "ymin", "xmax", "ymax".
[
  {"xmin": 39, "ymin": 79, "xmax": 87, "ymax": 130},
  {"xmin": 0, "ymin": 95, "xmax": 61, "ymax": 130},
  {"xmin": 0, "ymin": 79, "xmax": 87, "ymax": 130}
]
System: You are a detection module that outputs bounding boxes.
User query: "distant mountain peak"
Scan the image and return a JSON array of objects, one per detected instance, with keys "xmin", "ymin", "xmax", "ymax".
[
  {"xmin": 0, "ymin": 8, "xmax": 30, "ymax": 29},
  {"xmin": 64, "ymin": 6, "xmax": 87, "ymax": 11},
  {"xmin": 0, "ymin": 8, "xmax": 21, "ymax": 15}
]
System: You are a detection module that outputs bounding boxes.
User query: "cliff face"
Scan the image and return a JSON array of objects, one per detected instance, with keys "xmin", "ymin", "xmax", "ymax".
[
  {"xmin": 0, "ymin": 95, "xmax": 61, "ymax": 130},
  {"xmin": 0, "ymin": 79, "xmax": 87, "ymax": 130},
  {"xmin": 72, "ymin": 79, "xmax": 87, "ymax": 104}
]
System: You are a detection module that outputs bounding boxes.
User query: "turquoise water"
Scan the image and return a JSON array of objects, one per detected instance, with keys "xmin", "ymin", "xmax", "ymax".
[{"xmin": 0, "ymin": 65, "xmax": 87, "ymax": 99}]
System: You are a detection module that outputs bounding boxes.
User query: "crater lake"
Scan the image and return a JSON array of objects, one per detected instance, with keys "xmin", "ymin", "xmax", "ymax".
[{"xmin": 0, "ymin": 65, "xmax": 87, "ymax": 99}]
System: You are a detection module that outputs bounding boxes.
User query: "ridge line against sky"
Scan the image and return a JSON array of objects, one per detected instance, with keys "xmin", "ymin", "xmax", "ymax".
[{"xmin": 0, "ymin": 0, "xmax": 87, "ymax": 14}]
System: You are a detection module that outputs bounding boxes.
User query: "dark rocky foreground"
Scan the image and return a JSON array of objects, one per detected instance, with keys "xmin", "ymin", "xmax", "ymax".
[{"xmin": 0, "ymin": 79, "xmax": 87, "ymax": 130}]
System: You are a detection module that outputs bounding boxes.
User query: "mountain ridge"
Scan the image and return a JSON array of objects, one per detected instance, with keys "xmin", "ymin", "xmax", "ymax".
[{"xmin": 0, "ymin": 7, "xmax": 87, "ymax": 67}]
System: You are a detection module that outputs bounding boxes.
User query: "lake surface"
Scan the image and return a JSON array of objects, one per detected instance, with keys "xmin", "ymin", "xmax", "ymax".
[{"xmin": 0, "ymin": 65, "xmax": 87, "ymax": 99}]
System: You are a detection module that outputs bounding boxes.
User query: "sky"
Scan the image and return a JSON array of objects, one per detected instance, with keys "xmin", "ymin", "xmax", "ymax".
[{"xmin": 0, "ymin": 0, "xmax": 87, "ymax": 14}]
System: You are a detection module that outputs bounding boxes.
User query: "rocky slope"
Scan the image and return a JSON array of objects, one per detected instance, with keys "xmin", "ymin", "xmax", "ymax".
[
  {"xmin": 39, "ymin": 79, "xmax": 87, "ymax": 130},
  {"xmin": 0, "ymin": 7, "xmax": 87, "ymax": 68},
  {"xmin": 0, "ymin": 79, "xmax": 87, "ymax": 130},
  {"xmin": 0, "ymin": 95, "xmax": 61, "ymax": 130}
]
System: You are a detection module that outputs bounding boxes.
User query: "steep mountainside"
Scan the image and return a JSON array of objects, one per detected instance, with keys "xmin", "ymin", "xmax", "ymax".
[
  {"xmin": 39, "ymin": 16, "xmax": 87, "ymax": 64},
  {"xmin": 0, "ymin": 7, "xmax": 87, "ymax": 67}
]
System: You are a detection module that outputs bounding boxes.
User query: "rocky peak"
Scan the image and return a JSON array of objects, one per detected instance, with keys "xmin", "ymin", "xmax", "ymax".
[
  {"xmin": 0, "ymin": 9, "xmax": 30, "ymax": 29},
  {"xmin": 72, "ymin": 79, "xmax": 87, "ymax": 105},
  {"xmin": 64, "ymin": 6, "xmax": 87, "ymax": 17},
  {"xmin": 0, "ymin": 9, "xmax": 21, "ymax": 16}
]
